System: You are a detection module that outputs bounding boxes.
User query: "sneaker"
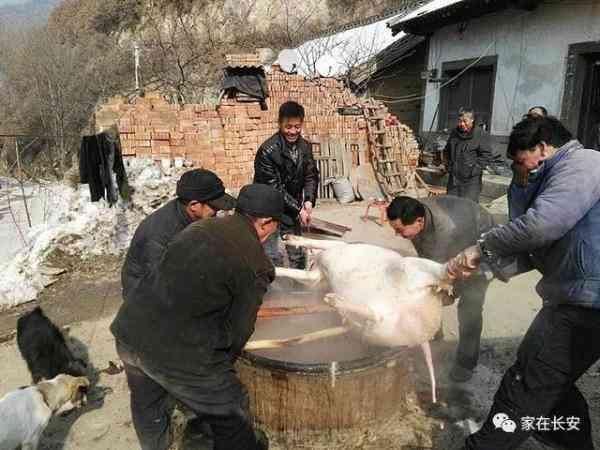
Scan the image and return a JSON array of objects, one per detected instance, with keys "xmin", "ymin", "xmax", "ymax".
[{"xmin": 449, "ymin": 364, "xmax": 474, "ymax": 383}]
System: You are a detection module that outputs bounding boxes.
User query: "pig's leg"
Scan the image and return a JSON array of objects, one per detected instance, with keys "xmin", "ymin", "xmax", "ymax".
[
  {"xmin": 282, "ymin": 235, "xmax": 347, "ymax": 251},
  {"xmin": 420, "ymin": 341, "xmax": 437, "ymax": 404},
  {"xmin": 323, "ymin": 293, "xmax": 381, "ymax": 324},
  {"xmin": 275, "ymin": 267, "xmax": 323, "ymax": 286}
]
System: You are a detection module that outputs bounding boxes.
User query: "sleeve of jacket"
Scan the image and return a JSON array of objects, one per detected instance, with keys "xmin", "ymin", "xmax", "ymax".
[
  {"xmin": 79, "ymin": 137, "xmax": 89, "ymax": 184},
  {"xmin": 254, "ymin": 146, "xmax": 302, "ymax": 216},
  {"xmin": 483, "ymin": 154, "xmax": 600, "ymax": 256},
  {"xmin": 476, "ymin": 131, "xmax": 494, "ymax": 168},
  {"xmin": 112, "ymin": 137, "xmax": 130, "ymax": 200},
  {"xmin": 121, "ymin": 234, "xmax": 166, "ymax": 300},
  {"xmin": 442, "ymin": 136, "xmax": 451, "ymax": 165},
  {"xmin": 228, "ymin": 266, "xmax": 273, "ymax": 357},
  {"xmin": 303, "ymin": 141, "xmax": 320, "ymax": 205}
]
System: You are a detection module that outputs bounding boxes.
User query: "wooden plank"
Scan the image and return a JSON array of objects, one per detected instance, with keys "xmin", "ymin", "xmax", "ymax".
[
  {"xmin": 334, "ymin": 139, "xmax": 344, "ymax": 177},
  {"xmin": 305, "ymin": 217, "xmax": 352, "ymax": 237},
  {"xmin": 312, "ymin": 217, "xmax": 351, "ymax": 232},
  {"xmin": 257, "ymin": 304, "xmax": 333, "ymax": 319},
  {"xmin": 342, "ymin": 142, "xmax": 353, "ymax": 179}
]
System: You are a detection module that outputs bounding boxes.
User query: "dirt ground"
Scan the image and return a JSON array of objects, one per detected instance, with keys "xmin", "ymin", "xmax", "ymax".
[{"xmin": 1, "ymin": 202, "xmax": 600, "ymax": 450}]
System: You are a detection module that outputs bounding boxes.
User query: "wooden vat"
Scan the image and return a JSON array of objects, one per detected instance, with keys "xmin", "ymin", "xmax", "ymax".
[{"xmin": 237, "ymin": 347, "xmax": 414, "ymax": 432}]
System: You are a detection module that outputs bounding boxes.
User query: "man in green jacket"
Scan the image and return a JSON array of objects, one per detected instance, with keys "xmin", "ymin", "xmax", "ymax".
[{"xmin": 111, "ymin": 184, "xmax": 283, "ymax": 450}]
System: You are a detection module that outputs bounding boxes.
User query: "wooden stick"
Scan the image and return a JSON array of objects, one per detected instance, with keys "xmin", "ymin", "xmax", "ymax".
[
  {"xmin": 245, "ymin": 326, "xmax": 349, "ymax": 350},
  {"xmin": 257, "ymin": 304, "xmax": 333, "ymax": 319}
]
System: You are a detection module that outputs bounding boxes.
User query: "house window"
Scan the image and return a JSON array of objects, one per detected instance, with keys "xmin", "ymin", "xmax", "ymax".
[{"xmin": 439, "ymin": 56, "xmax": 497, "ymax": 131}]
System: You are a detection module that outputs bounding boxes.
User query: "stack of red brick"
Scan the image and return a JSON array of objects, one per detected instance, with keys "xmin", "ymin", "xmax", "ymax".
[
  {"xmin": 95, "ymin": 60, "xmax": 417, "ymax": 188},
  {"xmin": 225, "ymin": 53, "xmax": 261, "ymax": 67}
]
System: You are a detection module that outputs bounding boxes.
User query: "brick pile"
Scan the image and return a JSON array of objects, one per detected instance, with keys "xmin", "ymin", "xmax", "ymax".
[
  {"xmin": 95, "ymin": 59, "xmax": 418, "ymax": 189},
  {"xmin": 225, "ymin": 53, "xmax": 262, "ymax": 67}
]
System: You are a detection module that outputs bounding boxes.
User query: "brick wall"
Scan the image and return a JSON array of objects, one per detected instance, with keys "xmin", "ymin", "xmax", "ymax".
[{"xmin": 95, "ymin": 60, "xmax": 417, "ymax": 189}]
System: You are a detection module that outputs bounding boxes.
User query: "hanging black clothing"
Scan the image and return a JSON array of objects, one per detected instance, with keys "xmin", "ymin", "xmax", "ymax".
[{"xmin": 79, "ymin": 132, "xmax": 128, "ymax": 205}]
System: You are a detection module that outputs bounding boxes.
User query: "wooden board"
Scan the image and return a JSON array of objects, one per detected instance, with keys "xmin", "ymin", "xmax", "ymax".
[
  {"xmin": 312, "ymin": 138, "xmax": 362, "ymax": 200},
  {"xmin": 304, "ymin": 217, "xmax": 352, "ymax": 237}
]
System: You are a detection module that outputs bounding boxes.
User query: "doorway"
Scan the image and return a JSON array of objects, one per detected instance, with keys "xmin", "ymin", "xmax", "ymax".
[
  {"xmin": 578, "ymin": 55, "xmax": 600, "ymax": 150},
  {"xmin": 561, "ymin": 42, "xmax": 600, "ymax": 149},
  {"xmin": 439, "ymin": 56, "xmax": 497, "ymax": 132}
]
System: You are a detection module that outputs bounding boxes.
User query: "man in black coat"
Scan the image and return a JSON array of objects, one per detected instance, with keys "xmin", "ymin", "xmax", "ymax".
[
  {"xmin": 387, "ymin": 195, "xmax": 494, "ymax": 382},
  {"xmin": 253, "ymin": 101, "xmax": 319, "ymax": 269},
  {"xmin": 121, "ymin": 169, "xmax": 235, "ymax": 301},
  {"xmin": 111, "ymin": 184, "xmax": 284, "ymax": 450},
  {"xmin": 442, "ymin": 108, "xmax": 494, "ymax": 203}
]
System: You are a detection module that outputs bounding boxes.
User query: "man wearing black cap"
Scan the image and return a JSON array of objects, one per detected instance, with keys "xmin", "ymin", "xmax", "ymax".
[
  {"xmin": 254, "ymin": 101, "xmax": 319, "ymax": 269},
  {"xmin": 111, "ymin": 183, "xmax": 283, "ymax": 450},
  {"xmin": 121, "ymin": 168, "xmax": 236, "ymax": 301}
]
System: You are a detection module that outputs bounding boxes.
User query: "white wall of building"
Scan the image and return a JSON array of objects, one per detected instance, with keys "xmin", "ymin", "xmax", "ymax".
[{"xmin": 422, "ymin": 1, "xmax": 600, "ymax": 136}]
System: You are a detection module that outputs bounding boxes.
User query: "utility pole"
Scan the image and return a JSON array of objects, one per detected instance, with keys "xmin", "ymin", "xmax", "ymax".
[{"xmin": 134, "ymin": 42, "xmax": 140, "ymax": 91}]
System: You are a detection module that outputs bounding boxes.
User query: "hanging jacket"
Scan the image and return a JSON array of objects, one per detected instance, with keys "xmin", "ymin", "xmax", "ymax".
[
  {"xmin": 253, "ymin": 132, "xmax": 319, "ymax": 223},
  {"xmin": 79, "ymin": 132, "xmax": 128, "ymax": 205}
]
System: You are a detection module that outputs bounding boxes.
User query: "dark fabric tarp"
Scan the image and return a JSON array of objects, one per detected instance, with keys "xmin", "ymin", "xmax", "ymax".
[{"xmin": 222, "ymin": 67, "xmax": 269, "ymax": 110}]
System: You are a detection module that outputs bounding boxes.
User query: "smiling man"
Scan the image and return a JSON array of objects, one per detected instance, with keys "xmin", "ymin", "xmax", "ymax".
[{"xmin": 253, "ymin": 101, "xmax": 319, "ymax": 269}]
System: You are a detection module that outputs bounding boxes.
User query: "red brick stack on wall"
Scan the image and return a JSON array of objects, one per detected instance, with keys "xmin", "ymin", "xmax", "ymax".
[{"xmin": 94, "ymin": 53, "xmax": 419, "ymax": 190}]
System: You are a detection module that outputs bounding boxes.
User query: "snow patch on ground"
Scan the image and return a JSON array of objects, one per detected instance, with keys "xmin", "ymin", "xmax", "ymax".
[{"xmin": 0, "ymin": 159, "xmax": 182, "ymax": 308}]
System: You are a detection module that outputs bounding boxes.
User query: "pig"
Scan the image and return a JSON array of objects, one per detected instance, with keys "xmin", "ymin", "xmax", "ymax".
[{"xmin": 275, "ymin": 235, "xmax": 454, "ymax": 403}]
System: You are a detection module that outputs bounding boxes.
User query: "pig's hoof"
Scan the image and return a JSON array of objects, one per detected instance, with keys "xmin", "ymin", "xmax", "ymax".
[
  {"xmin": 323, "ymin": 293, "xmax": 341, "ymax": 307},
  {"xmin": 282, "ymin": 234, "xmax": 301, "ymax": 247}
]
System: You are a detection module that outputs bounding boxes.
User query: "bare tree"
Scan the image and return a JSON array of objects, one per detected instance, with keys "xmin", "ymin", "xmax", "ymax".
[{"xmin": 0, "ymin": 25, "xmax": 132, "ymax": 176}]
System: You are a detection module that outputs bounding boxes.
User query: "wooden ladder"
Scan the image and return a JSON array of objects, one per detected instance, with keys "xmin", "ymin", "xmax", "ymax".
[{"xmin": 364, "ymin": 101, "xmax": 417, "ymax": 199}]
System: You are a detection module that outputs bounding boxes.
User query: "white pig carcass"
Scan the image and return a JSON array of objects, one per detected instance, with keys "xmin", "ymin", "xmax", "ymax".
[{"xmin": 275, "ymin": 235, "xmax": 454, "ymax": 404}]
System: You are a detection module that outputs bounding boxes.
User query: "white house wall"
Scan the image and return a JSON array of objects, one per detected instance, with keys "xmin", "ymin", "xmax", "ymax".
[{"xmin": 422, "ymin": 1, "xmax": 600, "ymax": 136}]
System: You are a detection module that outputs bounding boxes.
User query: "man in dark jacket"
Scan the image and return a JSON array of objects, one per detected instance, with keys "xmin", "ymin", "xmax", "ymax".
[
  {"xmin": 121, "ymin": 169, "xmax": 235, "ymax": 301},
  {"xmin": 442, "ymin": 107, "xmax": 494, "ymax": 203},
  {"xmin": 387, "ymin": 195, "xmax": 494, "ymax": 382},
  {"xmin": 449, "ymin": 116, "xmax": 600, "ymax": 450},
  {"xmin": 111, "ymin": 183, "xmax": 283, "ymax": 450},
  {"xmin": 253, "ymin": 101, "xmax": 319, "ymax": 269}
]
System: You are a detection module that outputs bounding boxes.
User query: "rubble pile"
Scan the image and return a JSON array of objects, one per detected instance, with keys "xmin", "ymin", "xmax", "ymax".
[{"xmin": 0, "ymin": 159, "xmax": 187, "ymax": 308}]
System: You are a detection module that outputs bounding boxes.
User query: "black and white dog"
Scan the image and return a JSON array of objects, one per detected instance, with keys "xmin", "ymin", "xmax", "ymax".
[{"xmin": 17, "ymin": 307, "xmax": 87, "ymax": 383}]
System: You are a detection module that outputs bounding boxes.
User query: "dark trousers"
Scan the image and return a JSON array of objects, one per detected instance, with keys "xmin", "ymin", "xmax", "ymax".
[
  {"xmin": 117, "ymin": 342, "xmax": 263, "ymax": 450},
  {"xmin": 465, "ymin": 304, "xmax": 600, "ymax": 450},
  {"xmin": 264, "ymin": 219, "xmax": 305, "ymax": 269},
  {"xmin": 456, "ymin": 276, "xmax": 489, "ymax": 370},
  {"xmin": 447, "ymin": 176, "xmax": 482, "ymax": 203}
]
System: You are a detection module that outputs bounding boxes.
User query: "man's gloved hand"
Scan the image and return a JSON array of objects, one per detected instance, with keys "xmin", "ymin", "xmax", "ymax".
[{"xmin": 447, "ymin": 245, "xmax": 481, "ymax": 280}]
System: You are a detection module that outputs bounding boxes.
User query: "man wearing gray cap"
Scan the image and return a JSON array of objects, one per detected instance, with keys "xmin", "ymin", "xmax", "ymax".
[
  {"xmin": 121, "ymin": 168, "xmax": 236, "ymax": 301},
  {"xmin": 111, "ymin": 183, "xmax": 283, "ymax": 450}
]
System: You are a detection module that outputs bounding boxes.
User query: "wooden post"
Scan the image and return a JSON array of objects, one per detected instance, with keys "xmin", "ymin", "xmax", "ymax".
[{"xmin": 15, "ymin": 140, "xmax": 32, "ymax": 228}]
